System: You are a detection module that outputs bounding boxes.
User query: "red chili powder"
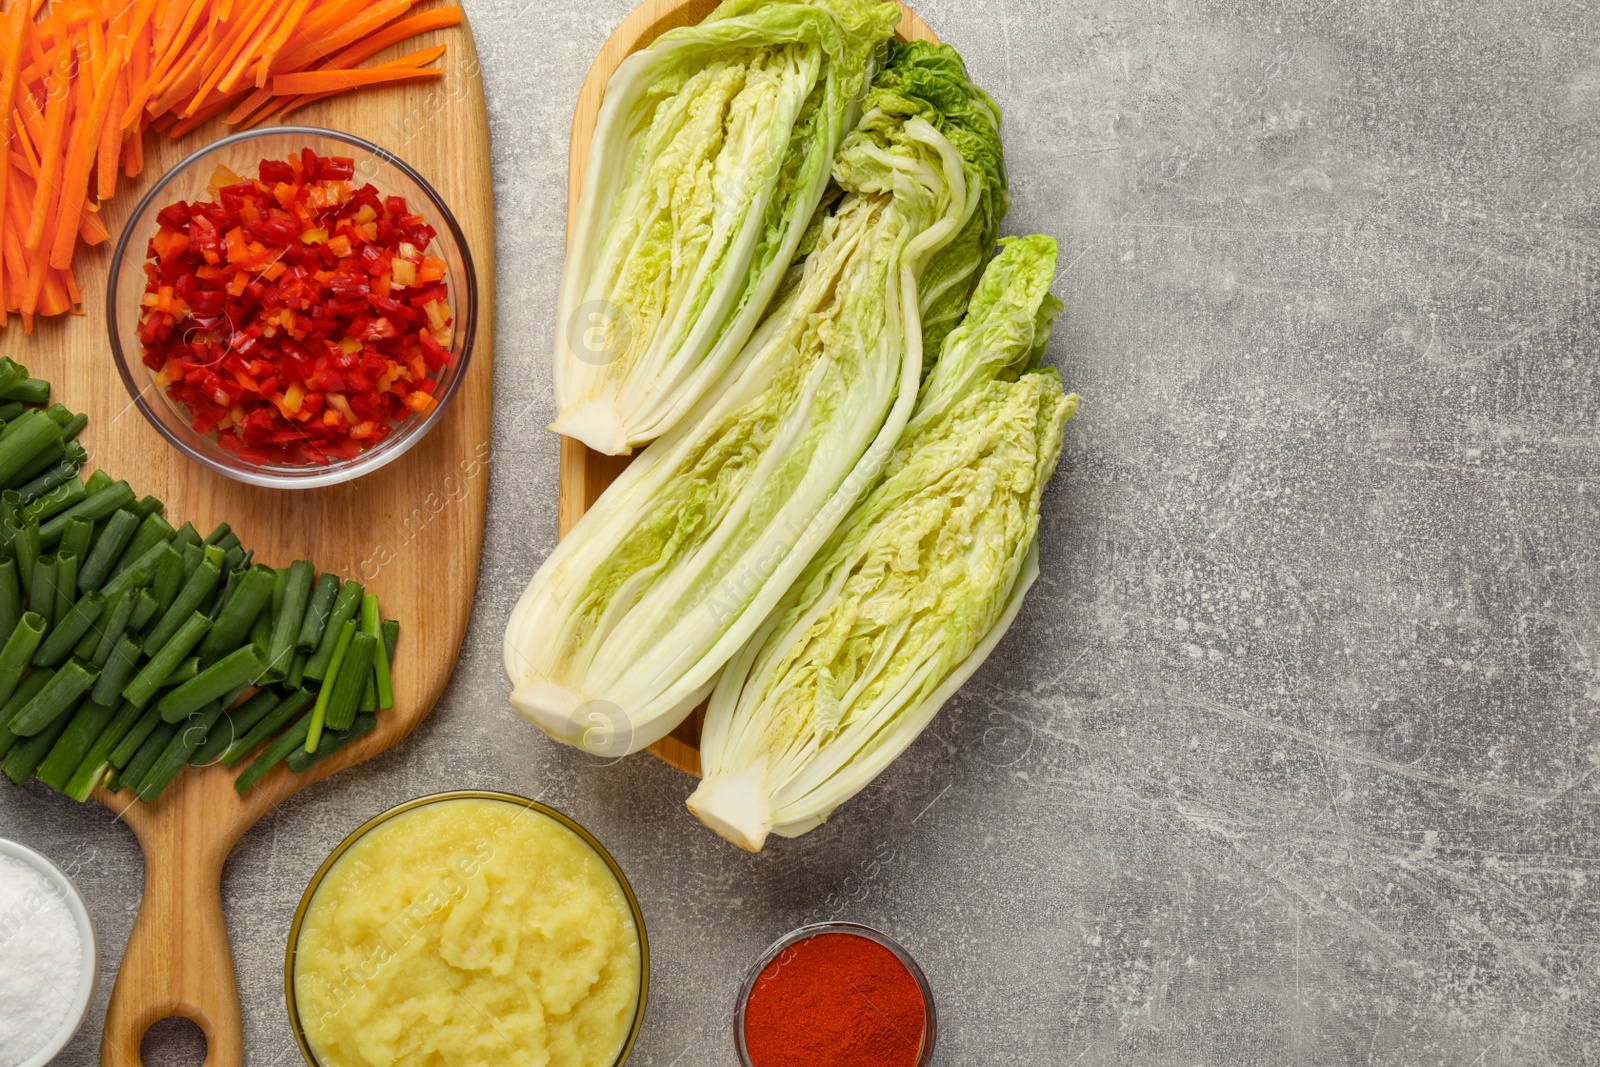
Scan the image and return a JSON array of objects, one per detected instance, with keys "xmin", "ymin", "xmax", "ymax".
[{"xmin": 742, "ymin": 932, "xmax": 927, "ymax": 1067}]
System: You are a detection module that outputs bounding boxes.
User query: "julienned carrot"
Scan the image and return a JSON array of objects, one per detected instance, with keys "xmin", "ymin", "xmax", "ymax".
[
  {"xmin": 37, "ymin": 262, "xmax": 71, "ymax": 316},
  {"xmin": 5, "ymin": 162, "xmax": 41, "ymax": 327},
  {"xmin": 216, "ymin": 0, "xmax": 291, "ymax": 95},
  {"xmin": 50, "ymin": 45, "xmax": 121, "ymax": 269},
  {"xmin": 23, "ymin": 24, "xmax": 70, "ymax": 250},
  {"xmin": 97, "ymin": 73, "xmax": 126, "ymax": 200},
  {"xmin": 223, "ymin": 82, "xmax": 272, "ymax": 126},
  {"xmin": 232, "ymin": 8, "xmax": 457, "ymax": 129},
  {"xmin": 270, "ymin": 0, "xmax": 411, "ymax": 79},
  {"xmin": 121, "ymin": 116, "xmax": 144, "ymax": 177},
  {"xmin": 78, "ymin": 204, "xmax": 108, "ymax": 246},
  {"xmin": 3, "ymin": 0, "xmax": 463, "ymax": 326},
  {"xmin": 296, "ymin": 0, "xmax": 371, "ymax": 45},
  {"xmin": 252, "ymin": 0, "xmax": 315, "ymax": 89},
  {"xmin": 150, "ymin": 39, "xmax": 214, "ymax": 116},
  {"xmin": 184, "ymin": 0, "xmax": 273, "ymax": 114},
  {"xmin": 326, "ymin": 7, "xmax": 460, "ymax": 69},
  {"xmin": 270, "ymin": 62, "xmax": 438, "ymax": 98},
  {"xmin": 0, "ymin": 154, "xmax": 7, "ymax": 323},
  {"xmin": 254, "ymin": 45, "xmax": 446, "ymax": 128},
  {"xmin": 0, "ymin": 0, "xmax": 31, "ymax": 320},
  {"xmin": 223, "ymin": 4, "xmax": 453, "ymax": 126},
  {"xmin": 132, "ymin": 0, "xmax": 210, "ymax": 123},
  {"xmin": 169, "ymin": 91, "xmax": 239, "ymax": 138},
  {"xmin": 152, "ymin": 0, "xmax": 198, "ymax": 58}
]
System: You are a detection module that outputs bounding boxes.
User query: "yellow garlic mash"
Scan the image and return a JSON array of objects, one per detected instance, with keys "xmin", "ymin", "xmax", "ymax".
[{"xmin": 293, "ymin": 797, "xmax": 642, "ymax": 1067}]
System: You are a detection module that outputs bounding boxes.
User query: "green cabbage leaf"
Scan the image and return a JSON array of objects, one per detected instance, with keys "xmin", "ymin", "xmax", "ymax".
[
  {"xmin": 551, "ymin": 0, "xmax": 899, "ymax": 455},
  {"xmin": 688, "ymin": 234, "xmax": 1078, "ymax": 850},
  {"xmin": 507, "ymin": 44, "xmax": 1008, "ymax": 757}
]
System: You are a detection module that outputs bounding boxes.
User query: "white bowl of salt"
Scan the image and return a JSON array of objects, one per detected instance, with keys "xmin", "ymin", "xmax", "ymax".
[{"xmin": 0, "ymin": 838, "xmax": 98, "ymax": 1067}]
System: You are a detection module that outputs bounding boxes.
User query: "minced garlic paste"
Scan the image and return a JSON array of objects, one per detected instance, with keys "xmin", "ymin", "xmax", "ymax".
[{"xmin": 293, "ymin": 797, "xmax": 642, "ymax": 1067}]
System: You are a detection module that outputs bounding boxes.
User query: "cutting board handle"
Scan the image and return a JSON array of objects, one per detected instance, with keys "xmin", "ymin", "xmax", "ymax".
[{"xmin": 101, "ymin": 797, "xmax": 243, "ymax": 1067}]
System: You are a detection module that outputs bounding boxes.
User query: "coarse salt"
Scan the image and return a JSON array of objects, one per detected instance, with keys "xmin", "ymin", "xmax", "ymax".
[{"xmin": 0, "ymin": 852, "xmax": 84, "ymax": 1067}]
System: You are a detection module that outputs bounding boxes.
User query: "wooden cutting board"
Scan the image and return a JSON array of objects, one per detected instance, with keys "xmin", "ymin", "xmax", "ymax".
[
  {"xmin": 0, "ymin": 17, "xmax": 494, "ymax": 1067},
  {"xmin": 559, "ymin": 0, "xmax": 939, "ymax": 778}
]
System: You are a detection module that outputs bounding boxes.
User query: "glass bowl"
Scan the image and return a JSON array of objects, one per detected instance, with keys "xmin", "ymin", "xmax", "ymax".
[
  {"xmin": 733, "ymin": 921, "xmax": 937, "ymax": 1066},
  {"xmin": 0, "ymin": 837, "xmax": 99, "ymax": 1067},
  {"xmin": 284, "ymin": 791, "xmax": 648, "ymax": 1067},
  {"xmin": 106, "ymin": 126, "xmax": 478, "ymax": 489}
]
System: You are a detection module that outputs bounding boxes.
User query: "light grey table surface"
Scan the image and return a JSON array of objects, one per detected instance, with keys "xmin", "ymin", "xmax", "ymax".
[{"xmin": 4, "ymin": 0, "xmax": 1599, "ymax": 1064}]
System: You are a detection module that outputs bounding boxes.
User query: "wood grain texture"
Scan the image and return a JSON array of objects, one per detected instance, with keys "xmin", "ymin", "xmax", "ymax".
[
  {"xmin": 0, "ymin": 18, "xmax": 494, "ymax": 1067},
  {"xmin": 558, "ymin": 0, "xmax": 940, "ymax": 778}
]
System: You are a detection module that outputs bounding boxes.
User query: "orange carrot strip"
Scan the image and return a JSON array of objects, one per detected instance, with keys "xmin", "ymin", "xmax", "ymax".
[
  {"xmin": 37, "ymin": 263, "xmax": 72, "ymax": 316},
  {"xmin": 215, "ymin": 0, "xmax": 292, "ymax": 93},
  {"xmin": 122, "ymin": 114, "xmax": 144, "ymax": 175},
  {"xmin": 50, "ymin": 44, "xmax": 120, "ymax": 269},
  {"xmin": 2, "ymin": 225, "xmax": 30, "ymax": 324},
  {"xmin": 184, "ymin": 0, "xmax": 273, "ymax": 113},
  {"xmin": 14, "ymin": 83, "xmax": 49, "ymax": 148},
  {"xmin": 77, "ymin": 202, "xmax": 108, "ymax": 245},
  {"xmin": 0, "ymin": 0, "xmax": 33, "ymax": 319},
  {"xmin": 296, "ymin": 0, "xmax": 369, "ymax": 42},
  {"xmin": 97, "ymin": 71, "xmax": 127, "ymax": 199},
  {"xmin": 84, "ymin": 4, "xmax": 109, "ymax": 90},
  {"xmin": 271, "ymin": 62, "xmax": 438, "ymax": 96},
  {"xmin": 168, "ymin": 88, "xmax": 239, "ymax": 136},
  {"xmin": 219, "ymin": 0, "xmax": 361, "ymax": 121},
  {"xmin": 136, "ymin": 0, "xmax": 211, "ymax": 119},
  {"xmin": 10, "ymin": 129, "xmax": 39, "ymax": 178},
  {"xmin": 223, "ymin": 81, "xmax": 271, "ymax": 125},
  {"xmin": 0, "ymin": 153, "xmax": 7, "ymax": 323},
  {"xmin": 228, "ymin": 6, "xmax": 454, "ymax": 127},
  {"xmin": 8, "ymin": 144, "xmax": 52, "ymax": 326},
  {"xmin": 124, "ymin": 7, "xmax": 153, "ymax": 122},
  {"xmin": 150, "ymin": 39, "xmax": 214, "ymax": 115},
  {"xmin": 251, "ymin": 0, "xmax": 314, "ymax": 88},
  {"xmin": 24, "ymin": 40, "xmax": 71, "ymax": 250},
  {"xmin": 235, "ymin": 93, "xmax": 289, "ymax": 129},
  {"xmin": 325, "ymin": 7, "xmax": 460, "ymax": 68},
  {"xmin": 270, "ymin": 0, "xmax": 411, "ymax": 78},
  {"xmin": 123, "ymin": 0, "xmax": 164, "ymax": 53},
  {"xmin": 152, "ymin": 0, "xmax": 197, "ymax": 56},
  {"xmin": 252, "ymin": 44, "xmax": 442, "ymax": 127}
]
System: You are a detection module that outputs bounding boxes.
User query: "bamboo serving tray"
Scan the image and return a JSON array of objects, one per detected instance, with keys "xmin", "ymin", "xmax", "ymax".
[
  {"xmin": 0, "ymin": 17, "xmax": 494, "ymax": 1067},
  {"xmin": 559, "ymin": 0, "xmax": 939, "ymax": 778}
]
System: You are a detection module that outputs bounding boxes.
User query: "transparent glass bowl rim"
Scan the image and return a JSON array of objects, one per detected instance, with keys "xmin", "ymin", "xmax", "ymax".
[
  {"xmin": 283, "ymin": 790, "xmax": 649, "ymax": 1067},
  {"xmin": 733, "ymin": 921, "xmax": 938, "ymax": 1066},
  {"xmin": 0, "ymin": 837, "xmax": 99, "ymax": 1067},
  {"xmin": 105, "ymin": 125, "xmax": 479, "ymax": 490}
]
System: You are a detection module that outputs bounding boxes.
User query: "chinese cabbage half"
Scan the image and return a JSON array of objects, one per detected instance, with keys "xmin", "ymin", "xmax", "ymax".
[
  {"xmin": 689, "ymin": 235, "xmax": 1078, "ymax": 850},
  {"xmin": 506, "ymin": 44, "xmax": 1008, "ymax": 756},
  {"xmin": 551, "ymin": 0, "xmax": 899, "ymax": 455}
]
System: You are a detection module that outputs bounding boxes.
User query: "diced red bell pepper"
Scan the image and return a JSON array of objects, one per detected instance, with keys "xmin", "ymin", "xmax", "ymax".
[{"xmin": 134, "ymin": 151, "xmax": 455, "ymax": 466}]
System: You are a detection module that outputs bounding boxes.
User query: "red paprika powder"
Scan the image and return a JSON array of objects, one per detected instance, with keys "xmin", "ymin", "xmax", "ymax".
[{"xmin": 741, "ymin": 931, "xmax": 928, "ymax": 1067}]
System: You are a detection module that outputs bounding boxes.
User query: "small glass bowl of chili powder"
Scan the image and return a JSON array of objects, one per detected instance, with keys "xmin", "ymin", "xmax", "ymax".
[
  {"xmin": 735, "ymin": 922, "xmax": 937, "ymax": 1067},
  {"xmin": 107, "ymin": 127, "xmax": 477, "ymax": 489}
]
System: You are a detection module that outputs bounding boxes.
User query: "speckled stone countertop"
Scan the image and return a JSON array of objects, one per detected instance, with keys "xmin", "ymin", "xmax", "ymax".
[{"xmin": 4, "ymin": 1, "xmax": 1598, "ymax": 1064}]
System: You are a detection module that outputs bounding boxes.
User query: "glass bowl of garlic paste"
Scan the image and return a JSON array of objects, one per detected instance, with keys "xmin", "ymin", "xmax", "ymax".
[{"xmin": 285, "ymin": 791, "xmax": 647, "ymax": 1067}]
